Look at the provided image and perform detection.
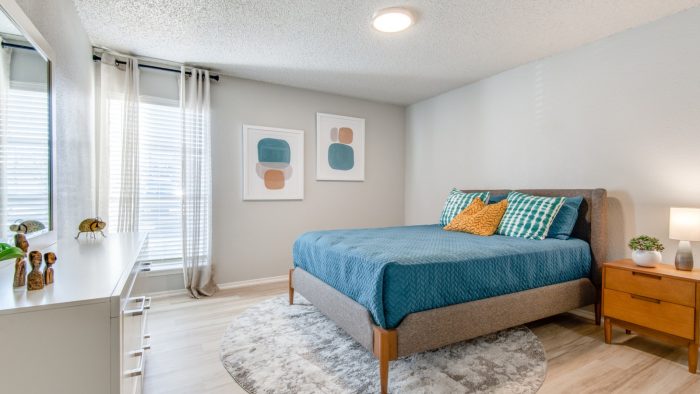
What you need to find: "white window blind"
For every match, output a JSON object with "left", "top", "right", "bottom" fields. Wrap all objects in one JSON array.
[
  {"left": 108, "top": 96, "right": 184, "bottom": 263},
  {"left": 0, "top": 82, "right": 49, "bottom": 237}
]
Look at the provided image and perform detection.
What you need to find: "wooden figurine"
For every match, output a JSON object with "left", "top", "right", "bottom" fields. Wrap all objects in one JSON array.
[
  {"left": 13, "top": 234, "right": 29, "bottom": 288},
  {"left": 13, "top": 259, "right": 26, "bottom": 288},
  {"left": 43, "top": 252, "right": 57, "bottom": 285},
  {"left": 75, "top": 217, "right": 107, "bottom": 239},
  {"left": 27, "top": 251, "right": 44, "bottom": 291}
]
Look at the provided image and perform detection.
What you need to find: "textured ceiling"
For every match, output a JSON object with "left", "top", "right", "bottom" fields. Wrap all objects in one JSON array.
[{"left": 73, "top": 0, "right": 700, "bottom": 105}]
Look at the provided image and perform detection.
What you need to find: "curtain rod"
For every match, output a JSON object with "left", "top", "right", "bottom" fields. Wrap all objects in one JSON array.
[
  {"left": 92, "top": 54, "right": 219, "bottom": 81},
  {"left": 1, "top": 42, "right": 35, "bottom": 51},
  {"left": 2, "top": 42, "right": 220, "bottom": 82}
]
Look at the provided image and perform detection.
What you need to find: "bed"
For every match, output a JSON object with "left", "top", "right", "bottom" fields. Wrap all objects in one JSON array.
[{"left": 289, "top": 189, "right": 607, "bottom": 393}]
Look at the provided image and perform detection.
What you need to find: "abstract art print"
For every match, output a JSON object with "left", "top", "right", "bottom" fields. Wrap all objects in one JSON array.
[
  {"left": 316, "top": 113, "right": 365, "bottom": 181},
  {"left": 242, "top": 125, "right": 304, "bottom": 200}
]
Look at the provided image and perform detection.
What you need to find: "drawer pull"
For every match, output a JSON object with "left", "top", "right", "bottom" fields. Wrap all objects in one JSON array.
[
  {"left": 142, "top": 333, "right": 151, "bottom": 350},
  {"left": 632, "top": 272, "right": 661, "bottom": 280},
  {"left": 631, "top": 294, "right": 661, "bottom": 304},
  {"left": 124, "top": 296, "right": 146, "bottom": 316},
  {"left": 144, "top": 296, "right": 152, "bottom": 310},
  {"left": 124, "top": 349, "right": 145, "bottom": 377}
]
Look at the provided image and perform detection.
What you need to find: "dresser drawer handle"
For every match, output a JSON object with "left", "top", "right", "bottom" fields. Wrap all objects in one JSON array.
[
  {"left": 631, "top": 294, "right": 661, "bottom": 304},
  {"left": 124, "top": 296, "right": 146, "bottom": 316},
  {"left": 124, "top": 349, "right": 145, "bottom": 377},
  {"left": 632, "top": 272, "right": 661, "bottom": 280},
  {"left": 142, "top": 333, "right": 151, "bottom": 350}
]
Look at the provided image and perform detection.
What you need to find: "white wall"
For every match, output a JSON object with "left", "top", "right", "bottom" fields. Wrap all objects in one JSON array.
[
  {"left": 405, "top": 6, "right": 700, "bottom": 263},
  {"left": 211, "top": 77, "right": 405, "bottom": 283},
  {"left": 15, "top": 0, "right": 94, "bottom": 240}
]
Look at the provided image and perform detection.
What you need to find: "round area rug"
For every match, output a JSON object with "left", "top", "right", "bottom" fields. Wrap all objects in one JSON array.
[{"left": 220, "top": 296, "right": 547, "bottom": 394}]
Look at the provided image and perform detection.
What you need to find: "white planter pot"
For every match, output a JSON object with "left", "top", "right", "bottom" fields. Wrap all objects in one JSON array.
[{"left": 632, "top": 250, "right": 662, "bottom": 267}]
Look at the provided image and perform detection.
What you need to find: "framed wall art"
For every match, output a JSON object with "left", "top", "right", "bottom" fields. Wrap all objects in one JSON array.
[
  {"left": 316, "top": 113, "right": 365, "bottom": 181},
  {"left": 242, "top": 124, "right": 304, "bottom": 200}
]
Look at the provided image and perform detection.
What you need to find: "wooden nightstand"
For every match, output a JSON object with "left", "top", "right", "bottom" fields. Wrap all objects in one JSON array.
[{"left": 603, "top": 259, "right": 700, "bottom": 373}]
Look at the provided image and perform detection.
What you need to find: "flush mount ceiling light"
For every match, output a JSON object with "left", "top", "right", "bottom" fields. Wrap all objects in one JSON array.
[{"left": 372, "top": 7, "right": 415, "bottom": 33}]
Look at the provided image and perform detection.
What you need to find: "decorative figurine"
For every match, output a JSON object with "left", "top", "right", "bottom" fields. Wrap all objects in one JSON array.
[
  {"left": 75, "top": 217, "right": 107, "bottom": 239},
  {"left": 9, "top": 219, "right": 46, "bottom": 235},
  {"left": 43, "top": 252, "right": 57, "bottom": 285},
  {"left": 27, "top": 251, "right": 44, "bottom": 291},
  {"left": 13, "top": 234, "right": 29, "bottom": 288}
]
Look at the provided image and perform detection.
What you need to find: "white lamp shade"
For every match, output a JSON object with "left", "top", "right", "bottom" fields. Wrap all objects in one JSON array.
[{"left": 669, "top": 207, "right": 700, "bottom": 241}]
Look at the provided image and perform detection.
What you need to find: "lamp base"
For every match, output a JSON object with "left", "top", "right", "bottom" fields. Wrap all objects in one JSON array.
[{"left": 675, "top": 240, "right": 694, "bottom": 271}]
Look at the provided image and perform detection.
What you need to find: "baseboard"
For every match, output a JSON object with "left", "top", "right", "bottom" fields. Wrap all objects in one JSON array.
[
  {"left": 148, "top": 274, "right": 288, "bottom": 299},
  {"left": 217, "top": 274, "right": 287, "bottom": 290}
]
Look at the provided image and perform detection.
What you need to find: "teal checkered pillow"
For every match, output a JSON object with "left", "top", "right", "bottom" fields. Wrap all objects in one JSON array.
[
  {"left": 439, "top": 189, "right": 490, "bottom": 226},
  {"left": 497, "top": 191, "right": 566, "bottom": 240}
]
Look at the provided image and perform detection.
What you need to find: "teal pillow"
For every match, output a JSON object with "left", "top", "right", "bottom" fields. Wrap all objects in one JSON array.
[
  {"left": 547, "top": 196, "right": 583, "bottom": 240},
  {"left": 497, "top": 191, "right": 566, "bottom": 240},
  {"left": 439, "top": 189, "right": 490, "bottom": 226},
  {"left": 489, "top": 193, "right": 508, "bottom": 204}
]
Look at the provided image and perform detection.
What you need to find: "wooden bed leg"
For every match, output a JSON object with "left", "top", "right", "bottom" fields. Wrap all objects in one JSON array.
[
  {"left": 288, "top": 268, "right": 294, "bottom": 305},
  {"left": 373, "top": 326, "right": 397, "bottom": 394}
]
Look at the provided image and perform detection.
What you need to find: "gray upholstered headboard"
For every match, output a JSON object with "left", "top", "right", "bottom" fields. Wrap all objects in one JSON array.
[{"left": 461, "top": 189, "right": 608, "bottom": 287}]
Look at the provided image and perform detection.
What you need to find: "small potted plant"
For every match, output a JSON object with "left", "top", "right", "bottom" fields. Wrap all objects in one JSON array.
[{"left": 629, "top": 235, "right": 665, "bottom": 267}]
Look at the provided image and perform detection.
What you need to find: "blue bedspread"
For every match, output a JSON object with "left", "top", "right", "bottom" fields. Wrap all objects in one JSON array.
[{"left": 293, "top": 225, "right": 591, "bottom": 329}]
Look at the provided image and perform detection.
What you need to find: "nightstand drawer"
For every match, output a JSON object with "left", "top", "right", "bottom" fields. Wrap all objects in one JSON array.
[
  {"left": 604, "top": 288, "right": 695, "bottom": 339},
  {"left": 605, "top": 267, "right": 696, "bottom": 307}
]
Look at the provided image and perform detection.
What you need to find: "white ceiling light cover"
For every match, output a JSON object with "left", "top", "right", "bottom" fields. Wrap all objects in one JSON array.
[{"left": 372, "top": 7, "right": 414, "bottom": 33}]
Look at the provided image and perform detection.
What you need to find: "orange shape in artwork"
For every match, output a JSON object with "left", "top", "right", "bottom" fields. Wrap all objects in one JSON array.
[
  {"left": 264, "top": 170, "right": 285, "bottom": 189},
  {"left": 338, "top": 127, "right": 353, "bottom": 144}
]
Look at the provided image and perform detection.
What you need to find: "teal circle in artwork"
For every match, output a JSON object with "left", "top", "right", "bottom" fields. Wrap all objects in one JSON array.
[
  {"left": 258, "top": 138, "right": 291, "bottom": 163},
  {"left": 328, "top": 143, "right": 354, "bottom": 170}
]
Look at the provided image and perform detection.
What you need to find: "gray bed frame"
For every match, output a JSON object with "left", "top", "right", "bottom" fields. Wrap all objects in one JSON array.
[{"left": 289, "top": 189, "right": 608, "bottom": 394}]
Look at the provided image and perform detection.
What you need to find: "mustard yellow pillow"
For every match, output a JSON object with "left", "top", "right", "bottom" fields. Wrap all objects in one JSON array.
[{"left": 444, "top": 198, "right": 508, "bottom": 236}]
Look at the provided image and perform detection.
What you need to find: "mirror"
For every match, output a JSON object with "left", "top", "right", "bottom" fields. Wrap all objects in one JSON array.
[{"left": 0, "top": 5, "right": 53, "bottom": 244}]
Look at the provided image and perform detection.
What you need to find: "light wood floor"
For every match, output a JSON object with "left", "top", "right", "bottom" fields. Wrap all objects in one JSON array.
[{"left": 145, "top": 282, "right": 700, "bottom": 393}]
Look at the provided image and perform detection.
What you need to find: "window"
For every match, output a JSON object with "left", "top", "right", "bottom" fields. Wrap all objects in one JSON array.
[
  {"left": 0, "top": 82, "right": 49, "bottom": 239},
  {"left": 108, "top": 96, "right": 183, "bottom": 263}
]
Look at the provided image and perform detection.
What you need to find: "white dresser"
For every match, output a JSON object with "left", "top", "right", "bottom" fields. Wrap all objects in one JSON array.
[{"left": 0, "top": 233, "right": 149, "bottom": 394}]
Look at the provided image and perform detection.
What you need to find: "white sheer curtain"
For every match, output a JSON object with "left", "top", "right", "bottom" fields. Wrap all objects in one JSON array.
[
  {"left": 180, "top": 66, "right": 216, "bottom": 297},
  {"left": 96, "top": 53, "right": 140, "bottom": 231},
  {"left": 0, "top": 40, "right": 10, "bottom": 241}
]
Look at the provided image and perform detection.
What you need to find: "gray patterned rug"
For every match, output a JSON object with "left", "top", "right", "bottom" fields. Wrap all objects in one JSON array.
[{"left": 220, "top": 296, "right": 546, "bottom": 393}]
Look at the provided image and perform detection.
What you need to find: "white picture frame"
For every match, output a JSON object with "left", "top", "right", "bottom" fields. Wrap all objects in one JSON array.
[
  {"left": 242, "top": 124, "right": 304, "bottom": 200},
  {"left": 316, "top": 113, "right": 365, "bottom": 181}
]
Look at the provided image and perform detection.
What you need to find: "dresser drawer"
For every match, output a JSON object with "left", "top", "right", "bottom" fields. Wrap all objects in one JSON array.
[
  {"left": 603, "top": 288, "right": 695, "bottom": 339},
  {"left": 605, "top": 267, "right": 696, "bottom": 307}
]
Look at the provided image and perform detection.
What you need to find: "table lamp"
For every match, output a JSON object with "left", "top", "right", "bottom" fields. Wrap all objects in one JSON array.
[{"left": 669, "top": 207, "right": 700, "bottom": 271}]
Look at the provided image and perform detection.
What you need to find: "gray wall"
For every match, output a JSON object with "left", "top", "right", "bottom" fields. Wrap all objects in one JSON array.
[
  {"left": 211, "top": 77, "right": 405, "bottom": 283},
  {"left": 405, "top": 7, "right": 700, "bottom": 263},
  {"left": 15, "top": 0, "right": 94, "bottom": 240}
]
